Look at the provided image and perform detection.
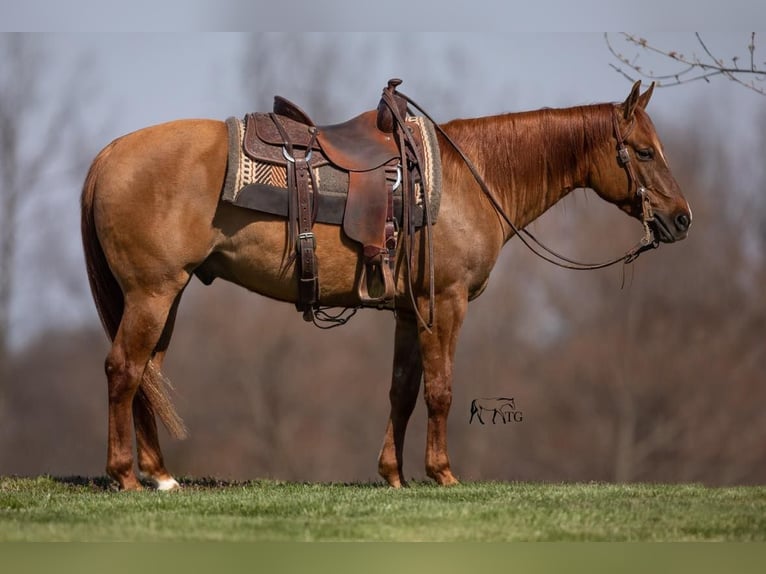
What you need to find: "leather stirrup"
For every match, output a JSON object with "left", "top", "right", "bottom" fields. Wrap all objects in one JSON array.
[{"left": 357, "top": 259, "right": 396, "bottom": 304}]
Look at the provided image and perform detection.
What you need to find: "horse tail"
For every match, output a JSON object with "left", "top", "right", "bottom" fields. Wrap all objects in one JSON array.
[
  {"left": 81, "top": 145, "right": 188, "bottom": 439},
  {"left": 469, "top": 399, "right": 479, "bottom": 424},
  {"left": 81, "top": 146, "right": 122, "bottom": 341}
]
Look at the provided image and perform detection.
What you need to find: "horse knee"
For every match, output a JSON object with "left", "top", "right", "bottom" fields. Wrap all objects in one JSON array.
[
  {"left": 105, "top": 352, "right": 142, "bottom": 402},
  {"left": 424, "top": 384, "right": 452, "bottom": 415}
]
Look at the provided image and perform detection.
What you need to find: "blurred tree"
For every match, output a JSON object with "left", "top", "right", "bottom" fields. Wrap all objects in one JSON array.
[
  {"left": 0, "top": 34, "right": 92, "bottom": 418},
  {"left": 0, "top": 35, "right": 34, "bottom": 389},
  {"left": 0, "top": 35, "right": 50, "bottom": 408},
  {"left": 241, "top": 33, "right": 472, "bottom": 120}
]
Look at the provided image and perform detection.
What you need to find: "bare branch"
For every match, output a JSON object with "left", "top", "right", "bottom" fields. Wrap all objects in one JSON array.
[{"left": 605, "top": 33, "right": 766, "bottom": 96}]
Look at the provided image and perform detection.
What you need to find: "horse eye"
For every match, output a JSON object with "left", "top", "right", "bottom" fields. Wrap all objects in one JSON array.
[{"left": 636, "top": 148, "right": 654, "bottom": 161}]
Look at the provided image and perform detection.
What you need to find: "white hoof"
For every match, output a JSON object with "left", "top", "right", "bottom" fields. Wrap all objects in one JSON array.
[
  {"left": 139, "top": 472, "right": 181, "bottom": 491},
  {"left": 156, "top": 477, "right": 181, "bottom": 491}
]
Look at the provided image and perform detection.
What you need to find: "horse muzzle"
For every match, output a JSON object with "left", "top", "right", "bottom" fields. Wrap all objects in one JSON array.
[{"left": 651, "top": 209, "right": 691, "bottom": 243}]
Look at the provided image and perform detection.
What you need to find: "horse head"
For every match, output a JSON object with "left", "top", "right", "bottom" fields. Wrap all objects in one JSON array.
[{"left": 590, "top": 81, "right": 692, "bottom": 244}]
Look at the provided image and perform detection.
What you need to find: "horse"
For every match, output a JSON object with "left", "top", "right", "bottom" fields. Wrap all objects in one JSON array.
[{"left": 81, "top": 81, "right": 691, "bottom": 491}]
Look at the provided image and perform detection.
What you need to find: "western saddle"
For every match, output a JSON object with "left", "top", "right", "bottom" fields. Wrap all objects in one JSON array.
[{"left": 241, "top": 79, "right": 428, "bottom": 323}]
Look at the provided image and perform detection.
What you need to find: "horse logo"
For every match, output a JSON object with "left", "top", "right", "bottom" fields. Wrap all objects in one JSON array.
[{"left": 469, "top": 397, "right": 523, "bottom": 424}]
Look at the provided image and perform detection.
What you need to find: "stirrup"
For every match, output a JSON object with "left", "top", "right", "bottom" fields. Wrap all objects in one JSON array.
[{"left": 357, "top": 258, "right": 396, "bottom": 304}]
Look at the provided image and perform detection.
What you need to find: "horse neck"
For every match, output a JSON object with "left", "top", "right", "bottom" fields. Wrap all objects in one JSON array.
[{"left": 443, "top": 104, "right": 614, "bottom": 235}]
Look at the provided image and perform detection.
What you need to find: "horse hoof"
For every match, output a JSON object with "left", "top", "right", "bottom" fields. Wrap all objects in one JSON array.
[
  {"left": 141, "top": 473, "right": 181, "bottom": 491},
  {"left": 155, "top": 477, "right": 181, "bottom": 491},
  {"left": 380, "top": 474, "right": 403, "bottom": 488},
  {"left": 433, "top": 471, "right": 460, "bottom": 486}
]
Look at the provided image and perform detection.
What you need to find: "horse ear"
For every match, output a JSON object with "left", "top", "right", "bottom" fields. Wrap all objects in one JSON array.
[
  {"left": 623, "top": 80, "right": 642, "bottom": 120},
  {"left": 638, "top": 81, "right": 655, "bottom": 110}
]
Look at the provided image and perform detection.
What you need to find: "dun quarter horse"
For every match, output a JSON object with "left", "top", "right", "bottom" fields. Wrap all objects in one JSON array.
[{"left": 81, "top": 81, "right": 691, "bottom": 490}]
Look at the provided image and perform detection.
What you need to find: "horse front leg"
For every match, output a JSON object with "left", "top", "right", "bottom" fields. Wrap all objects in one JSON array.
[
  {"left": 419, "top": 288, "right": 467, "bottom": 486},
  {"left": 378, "top": 310, "right": 423, "bottom": 488}
]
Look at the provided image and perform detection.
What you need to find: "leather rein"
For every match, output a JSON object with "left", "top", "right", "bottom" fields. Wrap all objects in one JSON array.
[{"left": 396, "top": 90, "right": 660, "bottom": 273}]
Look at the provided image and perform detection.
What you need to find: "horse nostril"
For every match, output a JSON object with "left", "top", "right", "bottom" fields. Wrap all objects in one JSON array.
[{"left": 675, "top": 213, "right": 690, "bottom": 232}]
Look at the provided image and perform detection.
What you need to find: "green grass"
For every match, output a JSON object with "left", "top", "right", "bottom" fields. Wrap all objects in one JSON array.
[{"left": 1, "top": 476, "right": 766, "bottom": 541}]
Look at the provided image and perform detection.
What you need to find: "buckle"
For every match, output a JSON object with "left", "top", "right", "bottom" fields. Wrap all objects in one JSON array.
[
  {"left": 282, "top": 146, "right": 313, "bottom": 164},
  {"left": 618, "top": 146, "right": 631, "bottom": 166},
  {"left": 392, "top": 164, "right": 402, "bottom": 191},
  {"left": 298, "top": 231, "right": 316, "bottom": 248}
]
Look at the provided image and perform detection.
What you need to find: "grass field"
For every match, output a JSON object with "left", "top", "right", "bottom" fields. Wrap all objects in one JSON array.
[{"left": 1, "top": 476, "right": 766, "bottom": 542}]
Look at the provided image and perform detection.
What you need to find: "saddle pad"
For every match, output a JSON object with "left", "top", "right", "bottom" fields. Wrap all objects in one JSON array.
[{"left": 222, "top": 115, "right": 442, "bottom": 227}]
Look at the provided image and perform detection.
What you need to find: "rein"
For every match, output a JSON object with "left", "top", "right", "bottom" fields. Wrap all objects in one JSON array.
[{"left": 398, "top": 90, "right": 660, "bottom": 272}]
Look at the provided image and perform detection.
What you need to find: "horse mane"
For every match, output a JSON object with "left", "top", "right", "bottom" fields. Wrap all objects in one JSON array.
[{"left": 442, "top": 103, "right": 615, "bottom": 224}]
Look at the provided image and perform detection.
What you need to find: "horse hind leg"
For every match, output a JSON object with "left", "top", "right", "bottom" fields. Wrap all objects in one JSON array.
[
  {"left": 133, "top": 363, "right": 181, "bottom": 490},
  {"left": 105, "top": 289, "right": 184, "bottom": 491},
  {"left": 132, "top": 292, "right": 185, "bottom": 491}
]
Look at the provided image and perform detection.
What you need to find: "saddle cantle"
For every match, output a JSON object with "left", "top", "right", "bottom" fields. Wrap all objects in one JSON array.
[
  {"left": 273, "top": 95, "right": 314, "bottom": 126},
  {"left": 225, "top": 79, "right": 440, "bottom": 322}
]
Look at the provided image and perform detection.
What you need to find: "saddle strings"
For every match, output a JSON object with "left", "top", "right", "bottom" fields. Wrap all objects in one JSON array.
[
  {"left": 380, "top": 87, "right": 436, "bottom": 332},
  {"left": 395, "top": 91, "right": 659, "bottom": 273},
  {"left": 311, "top": 306, "right": 359, "bottom": 329}
]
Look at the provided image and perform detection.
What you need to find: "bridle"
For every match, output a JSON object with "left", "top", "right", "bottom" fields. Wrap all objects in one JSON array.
[
  {"left": 399, "top": 92, "right": 660, "bottom": 271},
  {"left": 611, "top": 110, "right": 659, "bottom": 260}
]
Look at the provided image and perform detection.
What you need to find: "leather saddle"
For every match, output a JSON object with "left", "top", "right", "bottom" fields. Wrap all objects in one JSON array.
[{"left": 241, "top": 79, "right": 417, "bottom": 319}]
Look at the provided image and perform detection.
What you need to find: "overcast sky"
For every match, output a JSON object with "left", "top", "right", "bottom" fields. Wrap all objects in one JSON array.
[{"left": 3, "top": 1, "right": 766, "bottom": 32}]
